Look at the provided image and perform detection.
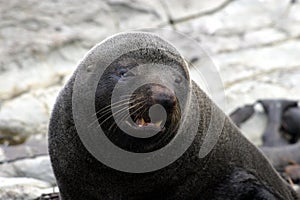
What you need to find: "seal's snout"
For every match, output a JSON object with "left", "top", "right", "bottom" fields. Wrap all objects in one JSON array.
[
  {"left": 151, "top": 84, "right": 177, "bottom": 112},
  {"left": 129, "top": 83, "right": 179, "bottom": 130}
]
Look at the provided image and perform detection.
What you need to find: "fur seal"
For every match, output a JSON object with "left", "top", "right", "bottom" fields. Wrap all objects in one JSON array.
[
  {"left": 49, "top": 32, "right": 297, "bottom": 199},
  {"left": 258, "top": 99, "right": 298, "bottom": 147},
  {"left": 230, "top": 99, "right": 300, "bottom": 145}
]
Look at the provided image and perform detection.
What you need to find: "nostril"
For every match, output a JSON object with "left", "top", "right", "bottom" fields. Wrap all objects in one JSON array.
[{"left": 152, "top": 94, "right": 176, "bottom": 110}]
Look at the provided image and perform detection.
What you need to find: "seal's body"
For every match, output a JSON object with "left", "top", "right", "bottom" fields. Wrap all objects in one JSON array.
[{"left": 49, "top": 32, "right": 297, "bottom": 199}]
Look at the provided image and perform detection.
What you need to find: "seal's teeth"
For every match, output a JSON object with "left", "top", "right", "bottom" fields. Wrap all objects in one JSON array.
[
  {"left": 136, "top": 117, "right": 146, "bottom": 127},
  {"left": 141, "top": 118, "right": 145, "bottom": 125},
  {"left": 154, "top": 120, "right": 163, "bottom": 127}
]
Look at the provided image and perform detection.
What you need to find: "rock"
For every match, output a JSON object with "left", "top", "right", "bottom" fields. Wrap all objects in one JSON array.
[
  {"left": 162, "top": 0, "right": 229, "bottom": 21},
  {"left": 107, "top": 0, "right": 168, "bottom": 30},
  {"left": 238, "top": 104, "right": 267, "bottom": 146},
  {"left": 216, "top": 40, "right": 300, "bottom": 81},
  {"left": 14, "top": 156, "right": 55, "bottom": 185},
  {"left": 0, "top": 65, "right": 62, "bottom": 101},
  {"left": 0, "top": 162, "right": 16, "bottom": 178},
  {"left": 275, "top": 68, "right": 300, "bottom": 91},
  {"left": 175, "top": 0, "right": 295, "bottom": 54},
  {"left": 0, "top": 94, "right": 48, "bottom": 143},
  {"left": 30, "top": 87, "right": 61, "bottom": 117},
  {"left": 175, "top": 0, "right": 279, "bottom": 36},
  {"left": 242, "top": 28, "right": 286, "bottom": 48},
  {"left": 0, "top": 134, "right": 48, "bottom": 164},
  {"left": 0, "top": 148, "right": 5, "bottom": 163},
  {"left": 0, "top": 177, "right": 51, "bottom": 200},
  {"left": 0, "top": 155, "right": 55, "bottom": 185},
  {"left": 225, "top": 81, "right": 300, "bottom": 114},
  {"left": 0, "top": 86, "right": 60, "bottom": 145},
  {"left": 0, "top": 94, "right": 48, "bottom": 144},
  {"left": 275, "top": 2, "right": 300, "bottom": 37},
  {"left": 0, "top": 0, "right": 117, "bottom": 72}
]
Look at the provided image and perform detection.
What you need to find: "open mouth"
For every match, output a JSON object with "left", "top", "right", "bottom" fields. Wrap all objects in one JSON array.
[
  {"left": 135, "top": 117, "right": 163, "bottom": 128},
  {"left": 129, "top": 108, "right": 165, "bottom": 131}
]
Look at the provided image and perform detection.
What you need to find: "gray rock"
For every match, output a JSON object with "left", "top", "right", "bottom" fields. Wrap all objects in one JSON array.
[
  {"left": 0, "top": 177, "right": 51, "bottom": 200},
  {"left": 275, "top": 2, "right": 300, "bottom": 37},
  {"left": 216, "top": 40, "right": 300, "bottom": 83},
  {"left": 162, "top": 0, "right": 229, "bottom": 21},
  {"left": 175, "top": 0, "right": 279, "bottom": 36},
  {"left": 0, "top": 148, "right": 5, "bottom": 161},
  {"left": 108, "top": 0, "right": 168, "bottom": 30},
  {"left": 242, "top": 28, "right": 286, "bottom": 48},
  {"left": 0, "top": 156, "right": 55, "bottom": 185},
  {"left": 175, "top": 0, "right": 296, "bottom": 54},
  {"left": 11, "top": 156, "right": 55, "bottom": 185},
  {"left": 0, "top": 65, "right": 62, "bottom": 100},
  {"left": 0, "top": 86, "right": 60, "bottom": 144},
  {"left": 238, "top": 104, "right": 267, "bottom": 146},
  {"left": 0, "top": 93, "right": 48, "bottom": 143},
  {"left": 0, "top": 0, "right": 117, "bottom": 72}
]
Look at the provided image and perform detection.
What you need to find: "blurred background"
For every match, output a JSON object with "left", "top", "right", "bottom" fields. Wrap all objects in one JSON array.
[{"left": 1, "top": 0, "right": 300, "bottom": 199}]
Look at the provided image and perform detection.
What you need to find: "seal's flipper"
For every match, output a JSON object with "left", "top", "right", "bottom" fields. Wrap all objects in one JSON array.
[{"left": 229, "top": 104, "right": 255, "bottom": 127}]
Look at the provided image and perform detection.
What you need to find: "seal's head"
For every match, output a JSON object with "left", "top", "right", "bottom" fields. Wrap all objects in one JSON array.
[{"left": 93, "top": 32, "right": 191, "bottom": 153}]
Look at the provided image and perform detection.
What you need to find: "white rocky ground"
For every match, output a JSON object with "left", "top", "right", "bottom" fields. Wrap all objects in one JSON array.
[{"left": 1, "top": 0, "right": 300, "bottom": 199}]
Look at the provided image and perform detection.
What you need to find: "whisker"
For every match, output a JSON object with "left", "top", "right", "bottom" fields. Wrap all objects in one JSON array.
[
  {"left": 108, "top": 101, "right": 147, "bottom": 132},
  {"left": 98, "top": 100, "right": 147, "bottom": 127},
  {"left": 134, "top": 106, "right": 148, "bottom": 122},
  {"left": 129, "top": 102, "right": 147, "bottom": 121},
  {"left": 123, "top": 101, "right": 147, "bottom": 120},
  {"left": 96, "top": 101, "right": 133, "bottom": 118},
  {"left": 108, "top": 112, "right": 131, "bottom": 132},
  {"left": 97, "top": 107, "right": 131, "bottom": 127},
  {"left": 114, "top": 100, "right": 147, "bottom": 118},
  {"left": 119, "top": 94, "right": 137, "bottom": 98},
  {"left": 94, "top": 96, "right": 144, "bottom": 117},
  {"left": 110, "top": 101, "right": 147, "bottom": 132},
  {"left": 89, "top": 98, "right": 145, "bottom": 127},
  {"left": 93, "top": 98, "right": 131, "bottom": 115}
]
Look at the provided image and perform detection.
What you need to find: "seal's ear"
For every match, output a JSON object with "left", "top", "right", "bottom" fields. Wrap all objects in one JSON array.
[{"left": 214, "top": 168, "right": 277, "bottom": 200}]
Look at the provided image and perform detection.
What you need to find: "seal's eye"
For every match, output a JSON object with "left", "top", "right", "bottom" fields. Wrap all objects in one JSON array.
[
  {"left": 118, "top": 68, "right": 135, "bottom": 78},
  {"left": 175, "top": 76, "right": 182, "bottom": 84},
  {"left": 111, "top": 68, "right": 134, "bottom": 80},
  {"left": 118, "top": 68, "right": 128, "bottom": 77}
]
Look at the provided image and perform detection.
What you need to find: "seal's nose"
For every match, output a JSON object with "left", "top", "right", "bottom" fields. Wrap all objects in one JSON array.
[
  {"left": 151, "top": 85, "right": 176, "bottom": 111},
  {"left": 153, "top": 94, "right": 176, "bottom": 110}
]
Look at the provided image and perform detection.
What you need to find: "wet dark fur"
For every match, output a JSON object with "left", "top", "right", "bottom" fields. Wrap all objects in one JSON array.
[{"left": 49, "top": 32, "right": 298, "bottom": 200}]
